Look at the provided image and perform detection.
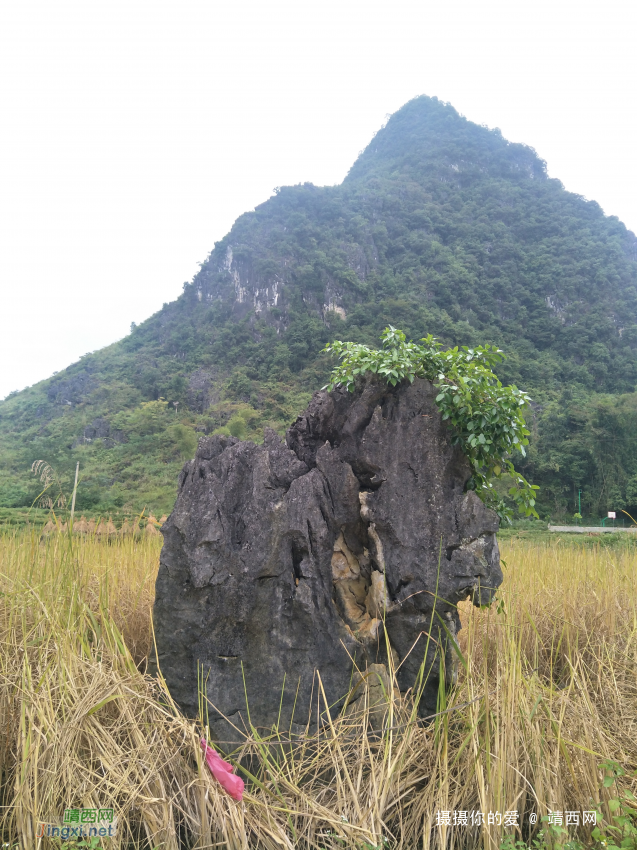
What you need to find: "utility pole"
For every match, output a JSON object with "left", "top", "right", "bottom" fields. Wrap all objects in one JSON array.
[{"left": 70, "top": 461, "right": 80, "bottom": 527}]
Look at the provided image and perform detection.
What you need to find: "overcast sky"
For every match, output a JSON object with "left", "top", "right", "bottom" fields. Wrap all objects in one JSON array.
[{"left": 1, "top": 0, "right": 636, "bottom": 400}]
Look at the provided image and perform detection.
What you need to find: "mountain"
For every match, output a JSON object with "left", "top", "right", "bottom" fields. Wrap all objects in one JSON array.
[{"left": 2, "top": 95, "right": 637, "bottom": 520}]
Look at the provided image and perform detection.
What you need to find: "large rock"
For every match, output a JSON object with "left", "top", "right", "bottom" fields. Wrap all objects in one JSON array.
[{"left": 152, "top": 377, "right": 502, "bottom": 741}]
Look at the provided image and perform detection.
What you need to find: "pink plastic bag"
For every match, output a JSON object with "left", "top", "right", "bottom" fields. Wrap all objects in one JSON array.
[{"left": 200, "top": 738, "right": 244, "bottom": 801}]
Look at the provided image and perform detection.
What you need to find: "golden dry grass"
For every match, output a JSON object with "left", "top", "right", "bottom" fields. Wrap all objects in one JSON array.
[{"left": 0, "top": 529, "right": 636, "bottom": 849}]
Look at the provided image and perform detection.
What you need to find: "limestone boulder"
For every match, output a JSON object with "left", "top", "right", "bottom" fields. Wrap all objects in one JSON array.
[{"left": 152, "top": 376, "right": 502, "bottom": 742}]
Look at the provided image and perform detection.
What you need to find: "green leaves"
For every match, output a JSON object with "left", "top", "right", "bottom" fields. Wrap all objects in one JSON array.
[{"left": 323, "top": 326, "right": 539, "bottom": 522}]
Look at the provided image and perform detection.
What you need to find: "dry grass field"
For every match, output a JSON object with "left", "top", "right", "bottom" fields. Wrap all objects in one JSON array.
[{"left": 0, "top": 528, "right": 635, "bottom": 849}]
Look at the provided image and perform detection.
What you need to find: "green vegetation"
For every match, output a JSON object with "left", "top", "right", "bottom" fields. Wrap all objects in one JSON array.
[
  {"left": 325, "top": 326, "right": 537, "bottom": 520},
  {"left": 1, "top": 95, "right": 637, "bottom": 519}
]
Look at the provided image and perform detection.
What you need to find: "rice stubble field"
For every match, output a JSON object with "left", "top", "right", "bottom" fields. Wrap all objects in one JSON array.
[{"left": 0, "top": 527, "right": 636, "bottom": 849}]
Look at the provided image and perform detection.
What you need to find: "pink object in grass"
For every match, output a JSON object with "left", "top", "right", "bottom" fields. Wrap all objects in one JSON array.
[{"left": 200, "top": 738, "right": 244, "bottom": 801}]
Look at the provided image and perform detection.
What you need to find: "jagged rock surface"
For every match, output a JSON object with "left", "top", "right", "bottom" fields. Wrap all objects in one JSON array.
[{"left": 153, "top": 377, "right": 502, "bottom": 741}]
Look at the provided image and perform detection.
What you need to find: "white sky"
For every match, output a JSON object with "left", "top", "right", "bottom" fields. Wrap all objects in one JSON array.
[{"left": 1, "top": 0, "right": 636, "bottom": 401}]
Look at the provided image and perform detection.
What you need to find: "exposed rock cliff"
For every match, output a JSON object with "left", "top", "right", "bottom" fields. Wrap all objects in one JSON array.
[{"left": 153, "top": 376, "right": 502, "bottom": 742}]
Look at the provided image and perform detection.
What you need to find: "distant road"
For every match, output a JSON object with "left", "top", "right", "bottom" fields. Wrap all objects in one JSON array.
[{"left": 548, "top": 525, "right": 637, "bottom": 534}]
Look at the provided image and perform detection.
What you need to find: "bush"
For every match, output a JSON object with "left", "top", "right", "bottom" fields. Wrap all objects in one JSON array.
[{"left": 227, "top": 417, "right": 247, "bottom": 439}]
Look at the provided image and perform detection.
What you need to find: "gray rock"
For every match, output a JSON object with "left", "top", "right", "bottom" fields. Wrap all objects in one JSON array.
[
  {"left": 74, "top": 417, "right": 126, "bottom": 448},
  {"left": 46, "top": 369, "right": 97, "bottom": 406},
  {"left": 152, "top": 376, "right": 502, "bottom": 742},
  {"left": 187, "top": 368, "right": 221, "bottom": 413}
]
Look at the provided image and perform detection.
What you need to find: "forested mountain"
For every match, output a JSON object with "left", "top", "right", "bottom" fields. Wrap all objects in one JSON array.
[{"left": 2, "top": 96, "right": 637, "bottom": 520}]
